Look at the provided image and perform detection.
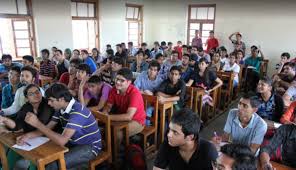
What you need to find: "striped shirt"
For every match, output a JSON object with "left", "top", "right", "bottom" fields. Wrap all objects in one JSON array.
[
  {"left": 40, "top": 60, "right": 56, "bottom": 78},
  {"left": 51, "top": 98, "right": 102, "bottom": 156}
]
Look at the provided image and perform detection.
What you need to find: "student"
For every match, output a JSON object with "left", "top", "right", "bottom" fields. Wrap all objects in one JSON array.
[
  {"left": 191, "top": 30, "right": 202, "bottom": 48},
  {"left": 222, "top": 52, "right": 241, "bottom": 87},
  {"left": 212, "top": 93, "right": 267, "bottom": 154},
  {"left": 81, "top": 49, "right": 97, "bottom": 74},
  {"left": 1, "top": 66, "right": 43, "bottom": 116},
  {"left": 91, "top": 48, "right": 104, "bottom": 64},
  {"left": 173, "top": 41, "right": 183, "bottom": 60},
  {"left": 79, "top": 75, "right": 112, "bottom": 110},
  {"left": 127, "top": 41, "right": 138, "bottom": 57},
  {"left": 180, "top": 54, "right": 194, "bottom": 83},
  {"left": 276, "top": 52, "right": 291, "bottom": 74},
  {"left": 164, "top": 42, "right": 173, "bottom": 59},
  {"left": 0, "top": 54, "right": 22, "bottom": 87},
  {"left": 55, "top": 49, "right": 70, "bottom": 79},
  {"left": 131, "top": 50, "right": 149, "bottom": 73},
  {"left": 236, "top": 49, "right": 245, "bottom": 65},
  {"left": 229, "top": 32, "right": 246, "bottom": 53},
  {"left": 280, "top": 101, "right": 296, "bottom": 124},
  {"left": 59, "top": 58, "right": 82, "bottom": 86},
  {"left": 68, "top": 63, "right": 90, "bottom": 98},
  {"left": 196, "top": 46, "right": 211, "bottom": 62},
  {"left": 1, "top": 66, "right": 22, "bottom": 109},
  {"left": 22, "top": 55, "right": 34, "bottom": 66},
  {"left": 160, "top": 41, "right": 167, "bottom": 51},
  {"left": 50, "top": 46, "right": 58, "bottom": 60},
  {"left": 219, "top": 46, "right": 229, "bottom": 64},
  {"left": 273, "top": 62, "right": 296, "bottom": 95},
  {"left": 64, "top": 48, "right": 72, "bottom": 60},
  {"left": 215, "top": 144, "right": 257, "bottom": 170},
  {"left": 153, "top": 108, "right": 218, "bottom": 170},
  {"left": 134, "top": 60, "right": 163, "bottom": 95},
  {"left": 103, "top": 68, "right": 146, "bottom": 152},
  {"left": 40, "top": 49, "right": 57, "bottom": 78},
  {"left": 256, "top": 77, "right": 284, "bottom": 122},
  {"left": 282, "top": 85, "right": 296, "bottom": 108},
  {"left": 260, "top": 124, "right": 296, "bottom": 169},
  {"left": 115, "top": 44, "right": 128, "bottom": 66},
  {"left": 17, "top": 83, "right": 101, "bottom": 169},
  {"left": 139, "top": 42, "right": 151, "bottom": 59},
  {"left": 205, "top": 30, "right": 219, "bottom": 53},
  {"left": 0, "top": 84, "right": 55, "bottom": 169},
  {"left": 72, "top": 49, "right": 80, "bottom": 60},
  {"left": 163, "top": 51, "right": 182, "bottom": 76},
  {"left": 156, "top": 66, "right": 186, "bottom": 110},
  {"left": 210, "top": 51, "right": 224, "bottom": 71},
  {"left": 150, "top": 41, "right": 164, "bottom": 59},
  {"left": 121, "top": 42, "right": 128, "bottom": 53},
  {"left": 181, "top": 45, "right": 188, "bottom": 55}
]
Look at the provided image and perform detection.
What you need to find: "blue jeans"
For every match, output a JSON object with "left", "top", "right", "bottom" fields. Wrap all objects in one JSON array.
[{"left": 145, "top": 106, "right": 154, "bottom": 126}]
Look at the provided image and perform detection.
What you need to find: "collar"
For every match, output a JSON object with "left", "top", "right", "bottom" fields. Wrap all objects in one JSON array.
[
  {"left": 117, "top": 84, "right": 133, "bottom": 95},
  {"left": 60, "top": 98, "right": 75, "bottom": 115},
  {"left": 234, "top": 113, "right": 255, "bottom": 129}
]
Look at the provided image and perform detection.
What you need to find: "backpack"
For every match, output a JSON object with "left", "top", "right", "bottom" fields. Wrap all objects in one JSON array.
[{"left": 124, "top": 144, "right": 147, "bottom": 170}]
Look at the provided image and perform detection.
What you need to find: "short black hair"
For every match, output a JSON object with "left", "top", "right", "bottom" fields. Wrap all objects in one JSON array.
[
  {"left": 161, "top": 41, "right": 166, "bottom": 46},
  {"left": 197, "top": 47, "right": 204, "bottom": 52},
  {"left": 21, "top": 66, "right": 37, "bottom": 78},
  {"left": 106, "top": 49, "right": 114, "bottom": 56},
  {"left": 171, "top": 50, "right": 179, "bottom": 55},
  {"left": 77, "top": 63, "right": 91, "bottom": 75},
  {"left": 70, "top": 58, "right": 82, "bottom": 67},
  {"left": 241, "top": 92, "right": 260, "bottom": 108},
  {"left": 209, "top": 30, "right": 214, "bottom": 33},
  {"left": 112, "top": 57, "right": 124, "bottom": 66},
  {"left": 199, "top": 57, "right": 209, "bottom": 64},
  {"left": 23, "top": 55, "right": 34, "bottom": 64},
  {"left": 154, "top": 41, "right": 160, "bottom": 46},
  {"left": 220, "top": 144, "right": 256, "bottom": 170},
  {"left": 182, "top": 45, "right": 188, "bottom": 48},
  {"left": 136, "top": 50, "right": 145, "bottom": 56},
  {"left": 87, "top": 75, "right": 102, "bottom": 84},
  {"left": 281, "top": 52, "right": 291, "bottom": 59},
  {"left": 170, "top": 65, "right": 182, "bottom": 74},
  {"left": 171, "top": 108, "right": 201, "bottom": 140},
  {"left": 41, "top": 49, "right": 50, "bottom": 55},
  {"left": 168, "top": 42, "right": 172, "bottom": 45},
  {"left": 81, "top": 49, "right": 88, "bottom": 54},
  {"left": 148, "top": 60, "right": 161, "bottom": 71},
  {"left": 183, "top": 53, "right": 190, "bottom": 59},
  {"left": 11, "top": 66, "right": 21, "bottom": 74},
  {"left": 128, "top": 42, "right": 133, "bottom": 46},
  {"left": 24, "top": 84, "right": 40, "bottom": 98},
  {"left": 56, "top": 49, "right": 63, "bottom": 55},
  {"left": 259, "top": 76, "right": 272, "bottom": 86},
  {"left": 45, "top": 83, "right": 72, "bottom": 102},
  {"left": 106, "top": 44, "right": 111, "bottom": 48},
  {"left": 73, "top": 49, "right": 80, "bottom": 55},
  {"left": 251, "top": 45, "right": 258, "bottom": 51},
  {"left": 141, "top": 42, "right": 147, "bottom": 46},
  {"left": 155, "top": 53, "right": 164, "bottom": 59},
  {"left": 116, "top": 44, "right": 122, "bottom": 48},
  {"left": 117, "top": 68, "right": 133, "bottom": 81},
  {"left": 2, "top": 54, "right": 12, "bottom": 61}
]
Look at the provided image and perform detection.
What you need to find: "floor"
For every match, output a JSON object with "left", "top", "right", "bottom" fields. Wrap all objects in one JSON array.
[{"left": 145, "top": 98, "right": 239, "bottom": 170}]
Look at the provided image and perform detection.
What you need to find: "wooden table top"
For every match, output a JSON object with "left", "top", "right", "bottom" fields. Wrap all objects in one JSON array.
[{"left": 0, "top": 132, "right": 68, "bottom": 164}]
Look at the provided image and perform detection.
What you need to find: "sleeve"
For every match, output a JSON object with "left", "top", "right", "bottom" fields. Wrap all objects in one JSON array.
[
  {"left": 273, "top": 94, "right": 284, "bottom": 122},
  {"left": 128, "top": 90, "right": 143, "bottom": 108},
  {"left": 51, "top": 111, "right": 61, "bottom": 122},
  {"left": 251, "top": 119, "right": 267, "bottom": 144},
  {"left": 285, "top": 86, "right": 296, "bottom": 98},
  {"left": 260, "top": 125, "right": 288, "bottom": 155},
  {"left": 154, "top": 141, "right": 170, "bottom": 169},
  {"left": 178, "top": 81, "right": 186, "bottom": 100},
  {"left": 130, "top": 62, "right": 136, "bottom": 72},
  {"left": 234, "top": 64, "right": 240, "bottom": 74},
  {"left": 2, "top": 88, "right": 23, "bottom": 116},
  {"left": 224, "top": 110, "right": 235, "bottom": 134},
  {"left": 65, "top": 111, "right": 89, "bottom": 131},
  {"left": 157, "top": 80, "right": 167, "bottom": 93},
  {"left": 106, "top": 88, "right": 115, "bottom": 105},
  {"left": 134, "top": 75, "right": 142, "bottom": 90},
  {"left": 1, "top": 86, "right": 8, "bottom": 109},
  {"left": 280, "top": 102, "right": 296, "bottom": 123},
  {"left": 209, "top": 70, "right": 217, "bottom": 82},
  {"left": 10, "top": 106, "right": 28, "bottom": 131},
  {"left": 100, "top": 84, "right": 111, "bottom": 101},
  {"left": 142, "top": 63, "right": 149, "bottom": 72},
  {"left": 83, "top": 89, "right": 93, "bottom": 100}
]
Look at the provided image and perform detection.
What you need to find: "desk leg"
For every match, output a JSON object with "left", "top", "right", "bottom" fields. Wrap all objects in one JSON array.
[
  {"left": 37, "top": 162, "right": 45, "bottom": 170},
  {"left": 125, "top": 127, "right": 129, "bottom": 146},
  {"left": 159, "top": 108, "right": 165, "bottom": 144},
  {"left": 0, "top": 143, "right": 8, "bottom": 170},
  {"left": 58, "top": 155, "right": 67, "bottom": 170},
  {"left": 112, "top": 127, "right": 118, "bottom": 163}
]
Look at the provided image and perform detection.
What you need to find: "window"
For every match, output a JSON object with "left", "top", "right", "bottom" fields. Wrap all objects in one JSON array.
[
  {"left": 71, "top": 0, "right": 99, "bottom": 51},
  {"left": 187, "top": 4, "right": 216, "bottom": 48},
  {"left": 126, "top": 4, "right": 143, "bottom": 47},
  {"left": 0, "top": 0, "right": 35, "bottom": 59}
]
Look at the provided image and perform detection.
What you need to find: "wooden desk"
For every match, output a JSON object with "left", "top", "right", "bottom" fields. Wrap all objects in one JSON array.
[
  {"left": 193, "top": 88, "right": 205, "bottom": 116},
  {"left": 0, "top": 132, "right": 68, "bottom": 170},
  {"left": 110, "top": 121, "right": 129, "bottom": 163},
  {"left": 39, "top": 75, "right": 53, "bottom": 87},
  {"left": 258, "top": 161, "right": 296, "bottom": 170},
  {"left": 158, "top": 101, "right": 174, "bottom": 144}
]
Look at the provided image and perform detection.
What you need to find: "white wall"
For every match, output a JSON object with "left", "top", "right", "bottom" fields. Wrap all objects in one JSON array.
[{"left": 32, "top": 0, "right": 73, "bottom": 55}]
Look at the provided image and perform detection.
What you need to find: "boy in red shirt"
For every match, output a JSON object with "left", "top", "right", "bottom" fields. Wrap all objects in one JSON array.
[
  {"left": 174, "top": 41, "right": 183, "bottom": 60},
  {"left": 206, "top": 31, "right": 219, "bottom": 53}
]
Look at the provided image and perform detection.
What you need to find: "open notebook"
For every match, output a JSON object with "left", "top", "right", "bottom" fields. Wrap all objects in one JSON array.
[{"left": 13, "top": 137, "right": 49, "bottom": 151}]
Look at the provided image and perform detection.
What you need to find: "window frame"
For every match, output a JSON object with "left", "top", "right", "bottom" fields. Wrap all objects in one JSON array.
[
  {"left": 126, "top": 3, "right": 143, "bottom": 48},
  {"left": 187, "top": 4, "right": 216, "bottom": 46}
]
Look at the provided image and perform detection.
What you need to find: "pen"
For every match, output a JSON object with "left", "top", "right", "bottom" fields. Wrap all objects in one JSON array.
[{"left": 25, "top": 142, "right": 31, "bottom": 146}]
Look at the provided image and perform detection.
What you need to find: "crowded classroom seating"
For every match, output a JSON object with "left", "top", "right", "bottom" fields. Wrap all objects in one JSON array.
[{"left": 0, "top": 1, "right": 295, "bottom": 170}]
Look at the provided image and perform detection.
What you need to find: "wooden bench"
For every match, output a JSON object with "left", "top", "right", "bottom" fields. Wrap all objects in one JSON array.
[
  {"left": 185, "top": 86, "right": 194, "bottom": 110},
  {"left": 89, "top": 111, "right": 112, "bottom": 170},
  {"left": 217, "top": 71, "right": 235, "bottom": 110},
  {"left": 158, "top": 101, "right": 173, "bottom": 144},
  {"left": 140, "top": 94, "right": 159, "bottom": 153},
  {"left": 0, "top": 132, "right": 68, "bottom": 170}
]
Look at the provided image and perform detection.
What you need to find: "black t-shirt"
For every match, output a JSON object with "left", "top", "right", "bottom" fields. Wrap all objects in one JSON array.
[
  {"left": 157, "top": 78, "right": 186, "bottom": 107},
  {"left": 154, "top": 138, "right": 218, "bottom": 170},
  {"left": 190, "top": 70, "right": 217, "bottom": 89}
]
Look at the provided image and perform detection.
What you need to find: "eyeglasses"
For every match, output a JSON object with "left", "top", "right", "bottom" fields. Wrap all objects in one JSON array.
[
  {"left": 115, "top": 77, "right": 126, "bottom": 83},
  {"left": 27, "top": 90, "right": 41, "bottom": 97}
]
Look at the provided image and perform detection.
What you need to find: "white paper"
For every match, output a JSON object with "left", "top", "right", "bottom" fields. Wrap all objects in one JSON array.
[
  {"left": 247, "top": 66, "right": 256, "bottom": 69},
  {"left": 274, "top": 122, "right": 282, "bottom": 128},
  {"left": 13, "top": 137, "right": 49, "bottom": 151}
]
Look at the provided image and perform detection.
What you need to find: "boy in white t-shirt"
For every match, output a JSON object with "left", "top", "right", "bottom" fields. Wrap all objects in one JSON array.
[{"left": 222, "top": 52, "right": 240, "bottom": 87}]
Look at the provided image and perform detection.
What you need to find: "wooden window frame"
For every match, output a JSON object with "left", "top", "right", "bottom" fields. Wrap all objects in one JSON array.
[
  {"left": 71, "top": 0, "right": 100, "bottom": 50},
  {"left": 126, "top": 3, "right": 143, "bottom": 47},
  {"left": 187, "top": 4, "right": 216, "bottom": 45},
  {"left": 0, "top": 0, "right": 36, "bottom": 59}
]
